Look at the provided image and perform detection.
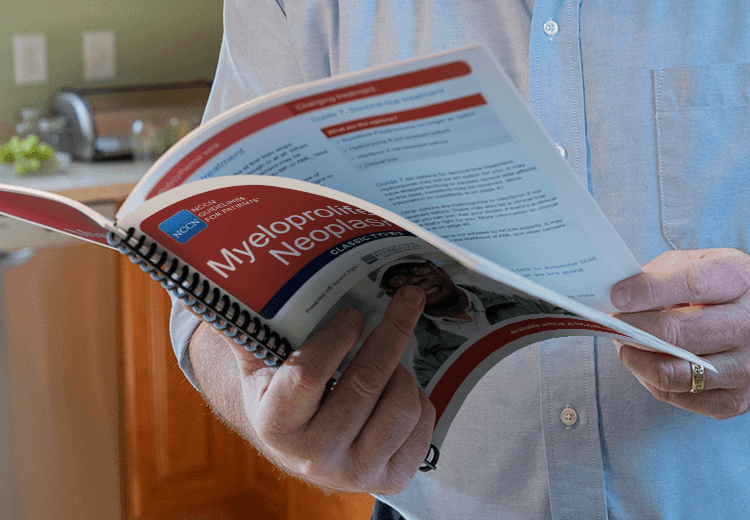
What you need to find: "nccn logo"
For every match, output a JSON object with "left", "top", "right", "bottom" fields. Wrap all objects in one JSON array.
[{"left": 158, "top": 210, "right": 207, "bottom": 244}]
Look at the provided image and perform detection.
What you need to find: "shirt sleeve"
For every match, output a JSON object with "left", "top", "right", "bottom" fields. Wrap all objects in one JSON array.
[
  {"left": 169, "top": 0, "right": 308, "bottom": 390},
  {"left": 169, "top": 298, "right": 203, "bottom": 390},
  {"left": 202, "top": 0, "right": 307, "bottom": 122}
]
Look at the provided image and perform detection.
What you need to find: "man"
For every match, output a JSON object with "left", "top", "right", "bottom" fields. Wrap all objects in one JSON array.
[
  {"left": 375, "top": 258, "right": 571, "bottom": 387},
  {"left": 172, "top": 2, "right": 750, "bottom": 518}
]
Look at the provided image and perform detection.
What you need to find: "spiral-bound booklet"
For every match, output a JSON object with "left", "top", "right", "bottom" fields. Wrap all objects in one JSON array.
[{"left": 0, "top": 46, "right": 713, "bottom": 471}]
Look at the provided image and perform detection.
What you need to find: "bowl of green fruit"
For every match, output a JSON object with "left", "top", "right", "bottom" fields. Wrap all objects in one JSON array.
[{"left": 0, "top": 134, "right": 68, "bottom": 176}]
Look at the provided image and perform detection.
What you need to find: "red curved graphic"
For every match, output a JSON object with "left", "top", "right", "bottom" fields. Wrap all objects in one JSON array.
[{"left": 428, "top": 317, "right": 626, "bottom": 427}]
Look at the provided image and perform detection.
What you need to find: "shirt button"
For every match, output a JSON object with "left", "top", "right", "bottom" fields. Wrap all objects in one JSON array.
[
  {"left": 543, "top": 19, "right": 559, "bottom": 38},
  {"left": 555, "top": 144, "right": 568, "bottom": 159},
  {"left": 560, "top": 405, "right": 578, "bottom": 427}
]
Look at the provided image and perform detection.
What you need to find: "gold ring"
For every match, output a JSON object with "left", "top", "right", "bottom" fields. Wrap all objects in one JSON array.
[{"left": 690, "top": 362, "right": 705, "bottom": 393}]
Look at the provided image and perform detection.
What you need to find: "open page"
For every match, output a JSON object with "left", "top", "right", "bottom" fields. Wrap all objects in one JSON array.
[
  {"left": 116, "top": 175, "right": 714, "bottom": 458},
  {"left": 119, "top": 45, "right": 640, "bottom": 313}
]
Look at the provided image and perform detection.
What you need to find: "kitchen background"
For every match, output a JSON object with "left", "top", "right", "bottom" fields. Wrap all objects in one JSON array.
[
  {"left": 1, "top": 0, "right": 222, "bottom": 128},
  {"left": 0, "top": 2, "right": 375, "bottom": 519}
]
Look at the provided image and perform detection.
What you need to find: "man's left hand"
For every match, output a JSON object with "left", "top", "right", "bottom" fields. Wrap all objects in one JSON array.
[{"left": 611, "top": 248, "right": 750, "bottom": 419}]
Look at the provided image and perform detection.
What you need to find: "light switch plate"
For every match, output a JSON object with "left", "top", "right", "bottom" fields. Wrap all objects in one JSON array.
[
  {"left": 83, "top": 30, "right": 116, "bottom": 81},
  {"left": 12, "top": 33, "right": 48, "bottom": 85}
]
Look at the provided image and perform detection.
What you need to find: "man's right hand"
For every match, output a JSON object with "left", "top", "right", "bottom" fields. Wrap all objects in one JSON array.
[{"left": 198, "top": 285, "right": 435, "bottom": 495}]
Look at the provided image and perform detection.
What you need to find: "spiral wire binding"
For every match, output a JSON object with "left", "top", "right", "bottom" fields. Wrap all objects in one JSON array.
[
  {"left": 108, "top": 227, "right": 439, "bottom": 471},
  {"left": 107, "top": 228, "right": 290, "bottom": 367},
  {"left": 420, "top": 444, "right": 439, "bottom": 472}
]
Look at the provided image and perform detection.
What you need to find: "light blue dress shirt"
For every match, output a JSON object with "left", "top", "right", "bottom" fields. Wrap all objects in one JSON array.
[{"left": 170, "top": 1, "right": 750, "bottom": 518}]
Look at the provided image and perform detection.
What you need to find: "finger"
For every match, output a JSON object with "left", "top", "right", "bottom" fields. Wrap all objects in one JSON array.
[
  {"left": 613, "top": 303, "right": 750, "bottom": 355},
  {"left": 382, "top": 380, "right": 436, "bottom": 490},
  {"left": 611, "top": 248, "right": 750, "bottom": 312},
  {"left": 634, "top": 377, "right": 750, "bottom": 419},
  {"left": 617, "top": 343, "right": 750, "bottom": 393},
  {"left": 347, "top": 364, "right": 432, "bottom": 493},
  {"left": 313, "top": 285, "right": 425, "bottom": 445},
  {"left": 253, "top": 307, "right": 364, "bottom": 438}
]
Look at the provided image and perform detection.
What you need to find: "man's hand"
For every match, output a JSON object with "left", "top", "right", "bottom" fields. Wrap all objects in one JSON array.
[
  {"left": 611, "top": 248, "right": 750, "bottom": 419},
  {"left": 224, "top": 285, "right": 435, "bottom": 494}
]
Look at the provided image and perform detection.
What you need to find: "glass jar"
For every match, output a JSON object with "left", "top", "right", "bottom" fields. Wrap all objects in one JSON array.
[
  {"left": 37, "top": 117, "right": 68, "bottom": 152},
  {"left": 131, "top": 119, "right": 165, "bottom": 162},
  {"left": 15, "top": 107, "right": 42, "bottom": 138}
]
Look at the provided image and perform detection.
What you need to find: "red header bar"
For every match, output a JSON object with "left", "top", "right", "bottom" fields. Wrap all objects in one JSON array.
[
  {"left": 321, "top": 94, "right": 487, "bottom": 138},
  {"left": 287, "top": 61, "right": 472, "bottom": 115}
]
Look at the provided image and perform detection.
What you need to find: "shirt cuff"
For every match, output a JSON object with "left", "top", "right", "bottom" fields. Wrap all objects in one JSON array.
[{"left": 169, "top": 294, "right": 203, "bottom": 392}]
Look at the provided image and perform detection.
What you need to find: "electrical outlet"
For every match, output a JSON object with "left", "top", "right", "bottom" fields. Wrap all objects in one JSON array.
[
  {"left": 83, "top": 30, "right": 116, "bottom": 81},
  {"left": 12, "top": 33, "right": 48, "bottom": 85}
]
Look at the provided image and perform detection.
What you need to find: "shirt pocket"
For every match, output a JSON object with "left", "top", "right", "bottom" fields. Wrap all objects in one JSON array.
[{"left": 654, "top": 62, "right": 750, "bottom": 251}]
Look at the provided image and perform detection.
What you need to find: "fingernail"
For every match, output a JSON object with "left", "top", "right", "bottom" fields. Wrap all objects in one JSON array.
[
  {"left": 340, "top": 307, "right": 363, "bottom": 326},
  {"left": 400, "top": 285, "right": 425, "bottom": 305},
  {"left": 612, "top": 285, "right": 631, "bottom": 309}
]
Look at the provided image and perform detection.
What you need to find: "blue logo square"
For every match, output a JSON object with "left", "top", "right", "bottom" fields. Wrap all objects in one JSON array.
[{"left": 159, "top": 210, "right": 207, "bottom": 244}]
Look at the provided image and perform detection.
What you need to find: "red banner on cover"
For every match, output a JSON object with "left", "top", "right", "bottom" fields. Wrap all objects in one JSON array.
[
  {"left": 140, "top": 185, "right": 408, "bottom": 314},
  {"left": 0, "top": 190, "right": 110, "bottom": 245}
]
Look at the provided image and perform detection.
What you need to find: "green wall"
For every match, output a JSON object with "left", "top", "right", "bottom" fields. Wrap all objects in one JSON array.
[{"left": 1, "top": 0, "right": 223, "bottom": 133}]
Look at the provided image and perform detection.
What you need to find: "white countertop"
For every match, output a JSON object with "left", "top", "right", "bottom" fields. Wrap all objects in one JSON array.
[{"left": 0, "top": 160, "right": 150, "bottom": 202}]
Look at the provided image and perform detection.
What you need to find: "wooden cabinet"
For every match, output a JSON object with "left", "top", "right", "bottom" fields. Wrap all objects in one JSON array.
[
  {"left": 3, "top": 242, "right": 122, "bottom": 520},
  {"left": 118, "top": 256, "right": 375, "bottom": 520}
]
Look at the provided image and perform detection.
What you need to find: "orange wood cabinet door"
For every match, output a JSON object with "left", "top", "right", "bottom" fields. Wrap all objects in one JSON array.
[
  {"left": 119, "top": 254, "right": 249, "bottom": 518},
  {"left": 119, "top": 257, "right": 374, "bottom": 520},
  {"left": 3, "top": 243, "right": 121, "bottom": 520}
]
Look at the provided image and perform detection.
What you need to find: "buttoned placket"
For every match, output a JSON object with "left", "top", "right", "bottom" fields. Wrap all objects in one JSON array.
[{"left": 530, "top": 1, "right": 608, "bottom": 519}]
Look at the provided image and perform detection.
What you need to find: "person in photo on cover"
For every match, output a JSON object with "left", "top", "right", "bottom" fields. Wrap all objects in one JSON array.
[
  {"left": 373, "top": 257, "right": 571, "bottom": 388},
  {"left": 171, "top": 3, "right": 750, "bottom": 519}
]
